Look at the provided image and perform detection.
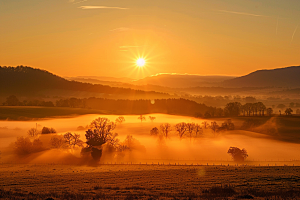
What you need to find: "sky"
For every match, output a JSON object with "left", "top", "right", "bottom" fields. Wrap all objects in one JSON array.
[{"left": 1, "top": 0, "right": 300, "bottom": 79}]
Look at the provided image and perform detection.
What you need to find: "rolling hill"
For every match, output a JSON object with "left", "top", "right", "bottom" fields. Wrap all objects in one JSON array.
[
  {"left": 0, "top": 66, "right": 169, "bottom": 99},
  {"left": 223, "top": 66, "right": 300, "bottom": 88}
]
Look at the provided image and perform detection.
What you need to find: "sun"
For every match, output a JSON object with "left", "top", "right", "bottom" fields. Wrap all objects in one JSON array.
[{"left": 136, "top": 58, "right": 146, "bottom": 67}]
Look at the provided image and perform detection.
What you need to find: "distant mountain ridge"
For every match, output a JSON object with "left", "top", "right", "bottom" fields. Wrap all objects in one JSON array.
[
  {"left": 133, "top": 74, "right": 236, "bottom": 88},
  {"left": 223, "top": 66, "right": 300, "bottom": 88}
]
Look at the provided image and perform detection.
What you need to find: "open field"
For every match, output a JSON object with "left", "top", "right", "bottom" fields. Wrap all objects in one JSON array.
[{"left": 1, "top": 164, "right": 300, "bottom": 199}]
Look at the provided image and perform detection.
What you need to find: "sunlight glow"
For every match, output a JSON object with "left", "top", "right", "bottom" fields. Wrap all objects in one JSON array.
[{"left": 136, "top": 58, "right": 146, "bottom": 67}]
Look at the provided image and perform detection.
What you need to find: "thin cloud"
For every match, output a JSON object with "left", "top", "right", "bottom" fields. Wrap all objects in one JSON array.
[
  {"left": 215, "top": 9, "right": 268, "bottom": 17},
  {"left": 291, "top": 23, "right": 299, "bottom": 44},
  {"left": 79, "top": 6, "right": 129, "bottom": 10},
  {"left": 110, "top": 27, "right": 130, "bottom": 32}
]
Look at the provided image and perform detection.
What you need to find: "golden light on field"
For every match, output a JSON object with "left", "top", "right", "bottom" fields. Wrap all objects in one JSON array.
[{"left": 136, "top": 58, "right": 146, "bottom": 67}]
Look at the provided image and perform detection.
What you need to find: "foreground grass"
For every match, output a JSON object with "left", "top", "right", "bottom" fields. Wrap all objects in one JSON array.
[
  {"left": 0, "top": 106, "right": 107, "bottom": 121},
  {"left": 1, "top": 164, "right": 300, "bottom": 199}
]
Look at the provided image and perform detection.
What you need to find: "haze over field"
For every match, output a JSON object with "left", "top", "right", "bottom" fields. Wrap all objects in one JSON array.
[{"left": 1, "top": 114, "right": 300, "bottom": 166}]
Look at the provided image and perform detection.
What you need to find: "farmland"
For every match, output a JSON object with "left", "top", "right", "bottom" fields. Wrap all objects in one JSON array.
[{"left": 1, "top": 164, "right": 300, "bottom": 199}]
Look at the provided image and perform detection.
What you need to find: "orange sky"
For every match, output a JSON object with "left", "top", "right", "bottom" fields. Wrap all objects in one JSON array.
[{"left": 1, "top": 0, "right": 300, "bottom": 79}]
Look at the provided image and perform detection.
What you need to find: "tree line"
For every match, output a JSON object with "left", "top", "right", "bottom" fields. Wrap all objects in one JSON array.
[{"left": 3, "top": 95, "right": 298, "bottom": 118}]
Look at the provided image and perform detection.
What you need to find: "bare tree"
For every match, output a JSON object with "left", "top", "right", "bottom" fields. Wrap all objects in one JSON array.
[
  {"left": 64, "top": 132, "right": 84, "bottom": 148},
  {"left": 149, "top": 116, "right": 156, "bottom": 122},
  {"left": 202, "top": 121, "right": 209, "bottom": 129},
  {"left": 175, "top": 122, "right": 187, "bottom": 139},
  {"left": 138, "top": 115, "right": 146, "bottom": 123},
  {"left": 194, "top": 124, "right": 203, "bottom": 137},
  {"left": 210, "top": 121, "right": 219, "bottom": 135},
  {"left": 64, "top": 132, "right": 74, "bottom": 147},
  {"left": 50, "top": 136, "right": 66, "bottom": 149},
  {"left": 186, "top": 123, "right": 195, "bottom": 139},
  {"left": 160, "top": 123, "right": 172, "bottom": 138},
  {"left": 115, "top": 116, "right": 125, "bottom": 124},
  {"left": 27, "top": 128, "right": 40, "bottom": 138}
]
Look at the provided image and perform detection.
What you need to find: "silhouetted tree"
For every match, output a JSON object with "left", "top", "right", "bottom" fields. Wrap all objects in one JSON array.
[
  {"left": 186, "top": 123, "right": 195, "bottom": 139},
  {"left": 160, "top": 123, "right": 171, "bottom": 138},
  {"left": 150, "top": 127, "right": 159, "bottom": 136},
  {"left": 285, "top": 108, "right": 293, "bottom": 116},
  {"left": 194, "top": 124, "right": 203, "bottom": 137},
  {"left": 202, "top": 121, "right": 209, "bottom": 129},
  {"left": 257, "top": 102, "right": 266, "bottom": 116},
  {"left": 227, "top": 147, "right": 248, "bottom": 162},
  {"left": 41, "top": 127, "right": 56, "bottom": 134},
  {"left": 115, "top": 116, "right": 125, "bottom": 124},
  {"left": 175, "top": 122, "right": 187, "bottom": 139},
  {"left": 138, "top": 115, "right": 146, "bottom": 123},
  {"left": 72, "top": 133, "right": 84, "bottom": 148},
  {"left": 27, "top": 127, "right": 40, "bottom": 138},
  {"left": 149, "top": 116, "right": 156, "bottom": 122},
  {"left": 243, "top": 103, "right": 253, "bottom": 116},
  {"left": 224, "top": 102, "right": 242, "bottom": 117},
  {"left": 63, "top": 132, "right": 84, "bottom": 148},
  {"left": 83, "top": 117, "right": 118, "bottom": 161},
  {"left": 210, "top": 121, "right": 219, "bottom": 135}
]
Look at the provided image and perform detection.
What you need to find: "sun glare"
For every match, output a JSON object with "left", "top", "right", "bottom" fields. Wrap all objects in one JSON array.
[{"left": 136, "top": 58, "right": 146, "bottom": 67}]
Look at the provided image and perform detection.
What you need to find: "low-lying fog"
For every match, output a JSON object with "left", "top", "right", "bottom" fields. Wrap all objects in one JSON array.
[{"left": 1, "top": 114, "right": 299, "bottom": 165}]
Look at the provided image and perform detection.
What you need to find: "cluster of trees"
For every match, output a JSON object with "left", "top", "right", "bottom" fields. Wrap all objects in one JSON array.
[
  {"left": 14, "top": 127, "right": 83, "bottom": 155},
  {"left": 150, "top": 119, "right": 235, "bottom": 139},
  {"left": 14, "top": 117, "right": 141, "bottom": 162},
  {"left": 190, "top": 95, "right": 257, "bottom": 107},
  {"left": 223, "top": 102, "right": 274, "bottom": 117},
  {"left": 2, "top": 95, "right": 54, "bottom": 107},
  {"left": 50, "top": 132, "right": 84, "bottom": 149}
]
